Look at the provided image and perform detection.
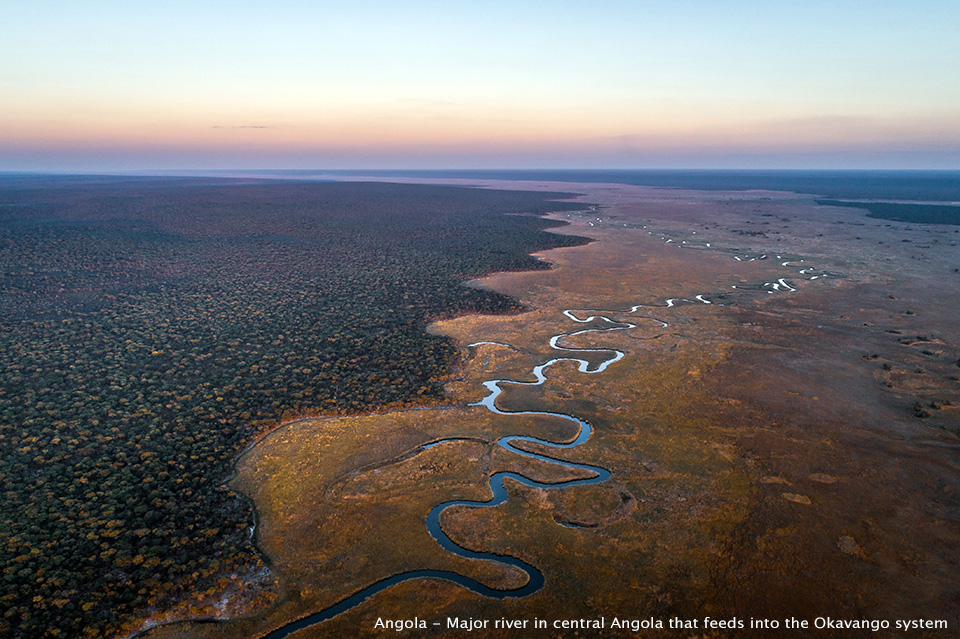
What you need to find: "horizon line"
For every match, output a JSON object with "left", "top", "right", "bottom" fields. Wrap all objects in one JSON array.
[{"left": 4, "top": 167, "right": 960, "bottom": 176}]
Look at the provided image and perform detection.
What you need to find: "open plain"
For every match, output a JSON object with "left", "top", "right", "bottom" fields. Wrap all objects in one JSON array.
[{"left": 146, "top": 181, "right": 960, "bottom": 639}]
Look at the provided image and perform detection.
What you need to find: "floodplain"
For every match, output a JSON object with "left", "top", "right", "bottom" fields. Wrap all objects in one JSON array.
[{"left": 147, "top": 180, "right": 960, "bottom": 638}]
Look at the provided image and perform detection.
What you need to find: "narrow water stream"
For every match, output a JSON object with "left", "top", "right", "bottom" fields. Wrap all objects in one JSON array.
[
  {"left": 262, "top": 301, "right": 704, "bottom": 638},
  {"left": 262, "top": 246, "right": 823, "bottom": 638}
]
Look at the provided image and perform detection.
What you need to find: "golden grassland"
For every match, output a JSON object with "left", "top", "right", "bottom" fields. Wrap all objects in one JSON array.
[{"left": 147, "top": 184, "right": 960, "bottom": 639}]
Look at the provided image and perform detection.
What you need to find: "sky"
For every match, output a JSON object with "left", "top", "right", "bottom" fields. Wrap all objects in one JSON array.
[{"left": 2, "top": 0, "right": 959, "bottom": 171}]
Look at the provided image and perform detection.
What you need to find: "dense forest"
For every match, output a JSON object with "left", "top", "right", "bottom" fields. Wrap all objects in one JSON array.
[{"left": 0, "top": 177, "right": 589, "bottom": 638}]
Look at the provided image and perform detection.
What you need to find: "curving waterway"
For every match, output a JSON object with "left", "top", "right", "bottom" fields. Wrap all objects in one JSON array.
[
  {"left": 261, "top": 249, "right": 824, "bottom": 638},
  {"left": 262, "top": 315, "right": 637, "bottom": 638}
]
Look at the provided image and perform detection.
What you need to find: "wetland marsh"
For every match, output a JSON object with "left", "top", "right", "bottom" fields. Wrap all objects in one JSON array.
[{"left": 3, "top": 175, "right": 958, "bottom": 639}]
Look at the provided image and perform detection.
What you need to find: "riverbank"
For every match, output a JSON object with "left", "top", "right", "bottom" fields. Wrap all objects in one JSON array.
[{"left": 144, "top": 181, "right": 959, "bottom": 639}]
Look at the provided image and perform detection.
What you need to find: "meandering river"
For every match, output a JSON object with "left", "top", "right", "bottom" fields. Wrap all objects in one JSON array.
[{"left": 261, "top": 246, "right": 824, "bottom": 638}]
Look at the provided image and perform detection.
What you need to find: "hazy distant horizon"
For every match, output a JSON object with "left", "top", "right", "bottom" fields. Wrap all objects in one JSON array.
[
  {"left": 5, "top": 161, "right": 960, "bottom": 175},
  {"left": 2, "top": 152, "right": 959, "bottom": 174},
  {"left": 6, "top": 167, "right": 959, "bottom": 203}
]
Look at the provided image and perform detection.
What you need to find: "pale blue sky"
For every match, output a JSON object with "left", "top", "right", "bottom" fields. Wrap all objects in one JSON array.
[{"left": 2, "top": 0, "right": 958, "bottom": 170}]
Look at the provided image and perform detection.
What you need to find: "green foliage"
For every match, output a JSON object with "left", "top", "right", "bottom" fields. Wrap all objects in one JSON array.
[{"left": 0, "top": 178, "right": 589, "bottom": 638}]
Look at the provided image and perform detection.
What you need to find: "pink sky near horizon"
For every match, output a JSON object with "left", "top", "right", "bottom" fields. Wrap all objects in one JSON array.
[{"left": 3, "top": 1, "right": 958, "bottom": 171}]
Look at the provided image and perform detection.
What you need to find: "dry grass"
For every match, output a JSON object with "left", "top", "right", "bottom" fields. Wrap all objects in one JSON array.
[{"left": 147, "top": 184, "right": 960, "bottom": 639}]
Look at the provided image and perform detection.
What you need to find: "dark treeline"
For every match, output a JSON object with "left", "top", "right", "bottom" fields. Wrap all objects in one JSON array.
[
  {"left": 0, "top": 178, "right": 589, "bottom": 638},
  {"left": 318, "top": 169, "right": 960, "bottom": 202},
  {"left": 816, "top": 199, "right": 960, "bottom": 226}
]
